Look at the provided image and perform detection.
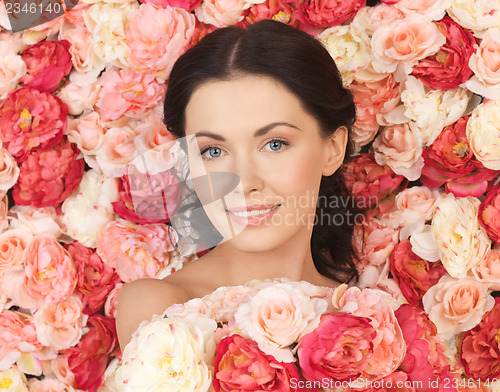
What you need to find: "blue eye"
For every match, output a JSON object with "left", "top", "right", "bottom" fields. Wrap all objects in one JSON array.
[
  {"left": 268, "top": 140, "right": 283, "bottom": 151},
  {"left": 201, "top": 146, "right": 222, "bottom": 159}
]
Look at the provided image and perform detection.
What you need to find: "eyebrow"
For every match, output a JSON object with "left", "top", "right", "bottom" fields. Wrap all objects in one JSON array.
[{"left": 194, "top": 122, "right": 301, "bottom": 141}]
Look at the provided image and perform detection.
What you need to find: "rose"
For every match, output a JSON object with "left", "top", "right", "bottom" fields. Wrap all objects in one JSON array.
[
  {"left": 0, "top": 366, "right": 28, "bottom": 391},
  {"left": 96, "top": 219, "right": 180, "bottom": 282},
  {"left": 297, "top": 313, "right": 376, "bottom": 383},
  {"left": 1, "top": 270, "right": 37, "bottom": 310},
  {"left": 8, "top": 205, "right": 65, "bottom": 240},
  {"left": 115, "top": 315, "right": 216, "bottom": 392},
  {"left": 126, "top": 3, "right": 195, "bottom": 79},
  {"left": 0, "top": 41, "right": 26, "bottom": 100},
  {"left": 50, "top": 355, "right": 77, "bottom": 389},
  {"left": 234, "top": 283, "right": 328, "bottom": 362},
  {"left": 214, "top": 334, "right": 302, "bottom": 392},
  {"left": 473, "top": 248, "right": 500, "bottom": 291},
  {"left": 390, "top": 239, "right": 446, "bottom": 306},
  {"left": 62, "top": 314, "right": 119, "bottom": 392},
  {"left": 22, "top": 236, "right": 77, "bottom": 305},
  {"left": 194, "top": 0, "right": 252, "bottom": 28},
  {"left": 32, "top": 294, "right": 88, "bottom": 351},
  {"left": 243, "top": 0, "right": 299, "bottom": 26},
  {"left": 431, "top": 194, "right": 491, "bottom": 279},
  {"left": 61, "top": 169, "right": 119, "bottom": 248},
  {"left": 466, "top": 28, "right": 500, "bottom": 99},
  {"left": 95, "top": 68, "right": 166, "bottom": 122},
  {"left": 0, "top": 87, "right": 67, "bottom": 161},
  {"left": 466, "top": 99, "right": 500, "bottom": 170},
  {"left": 479, "top": 185, "right": 500, "bottom": 243},
  {"left": 372, "top": 122, "right": 424, "bottom": 181},
  {"left": 348, "top": 75, "right": 400, "bottom": 147},
  {"left": 370, "top": 13, "right": 445, "bottom": 80},
  {"left": 343, "top": 153, "right": 408, "bottom": 212},
  {"left": 27, "top": 378, "right": 72, "bottom": 392},
  {"left": 446, "top": 0, "right": 500, "bottom": 36},
  {"left": 112, "top": 170, "right": 181, "bottom": 224},
  {"left": 205, "top": 285, "right": 253, "bottom": 323},
  {"left": 56, "top": 80, "right": 101, "bottom": 116},
  {"left": 332, "top": 285, "right": 406, "bottom": 380},
  {"left": 351, "top": 4, "right": 405, "bottom": 36},
  {"left": 296, "top": 0, "right": 366, "bottom": 28},
  {"left": 0, "top": 310, "right": 41, "bottom": 370},
  {"left": 104, "top": 283, "right": 123, "bottom": 319},
  {"left": 65, "top": 112, "right": 104, "bottom": 161},
  {"left": 411, "top": 17, "right": 476, "bottom": 90},
  {"left": 422, "top": 275, "right": 495, "bottom": 340},
  {"left": 12, "top": 139, "right": 85, "bottom": 208},
  {"left": 66, "top": 241, "right": 121, "bottom": 314},
  {"left": 0, "top": 145, "right": 19, "bottom": 192},
  {"left": 19, "top": 40, "right": 72, "bottom": 93},
  {"left": 461, "top": 297, "right": 500, "bottom": 379},
  {"left": 140, "top": 0, "right": 203, "bottom": 11},
  {"left": 0, "top": 229, "right": 31, "bottom": 275},
  {"left": 393, "top": 0, "right": 450, "bottom": 20},
  {"left": 420, "top": 115, "right": 498, "bottom": 197}
]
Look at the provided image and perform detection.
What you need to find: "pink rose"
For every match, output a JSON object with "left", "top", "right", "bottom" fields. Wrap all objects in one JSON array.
[
  {"left": 395, "top": 304, "right": 457, "bottom": 392},
  {"left": 355, "top": 372, "right": 417, "bottom": 392},
  {"left": 22, "top": 236, "right": 77, "bottom": 305},
  {"left": 206, "top": 285, "right": 253, "bottom": 322},
  {"left": 473, "top": 248, "right": 500, "bottom": 290},
  {"left": 28, "top": 378, "right": 72, "bottom": 392},
  {"left": 422, "top": 275, "right": 495, "bottom": 340},
  {"left": 298, "top": 313, "right": 376, "bottom": 383},
  {"left": 213, "top": 334, "right": 302, "bottom": 392},
  {"left": 62, "top": 2, "right": 91, "bottom": 28},
  {"left": 296, "top": 0, "right": 366, "bottom": 28},
  {"left": 0, "top": 145, "right": 19, "bottom": 191},
  {"left": 139, "top": 0, "right": 203, "bottom": 11},
  {"left": 390, "top": 240, "right": 446, "bottom": 306},
  {"left": 461, "top": 297, "right": 500, "bottom": 380},
  {"left": 421, "top": 116, "right": 498, "bottom": 197},
  {"left": 371, "top": 13, "right": 446, "bottom": 79},
  {"left": 95, "top": 68, "right": 166, "bottom": 122},
  {"left": 0, "top": 309, "right": 41, "bottom": 369},
  {"left": 479, "top": 185, "right": 500, "bottom": 243},
  {"left": 0, "top": 192, "right": 7, "bottom": 233},
  {"left": 393, "top": 0, "right": 448, "bottom": 20},
  {"left": 33, "top": 294, "right": 88, "bottom": 351},
  {"left": 66, "top": 241, "right": 121, "bottom": 315},
  {"left": 126, "top": 4, "right": 195, "bottom": 78},
  {"left": 50, "top": 355, "right": 77, "bottom": 388},
  {"left": 372, "top": 123, "right": 424, "bottom": 181},
  {"left": 65, "top": 112, "right": 104, "bottom": 156},
  {"left": 344, "top": 153, "right": 408, "bottom": 212},
  {"left": 243, "top": 0, "right": 300, "bottom": 26},
  {"left": 0, "top": 269, "right": 37, "bottom": 310},
  {"left": 112, "top": 170, "right": 181, "bottom": 224},
  {"left": 19, "top": 40, "right": 72, "bottom": 92},
  {"left": 332, "top": 285, "right": 406, "bottom": 381},
  {"left": 352, "top": 4, "right": 405, "bottom": 36},
  {"left": 96, "top": 220, "right": 179, "bottom": 282},
  {"left": 0, "top": 229, "right": 30, "bottom": 274},
  {"left": 348, "top": 75, "right": 400, "bottom": 147},
  {"left": 12, "top": 138, "right": 84, "bottom": 208},
  {"left": 412, "top": 17, "right": 476, "bottom": 90},
  {"left": 104, "top": 283, "right": 123, "bottom": 319},
  {"left": 56, "top": 80, "right": 101, "bottom": 116},
  {"left": 0, "top": 87, "right": 67, "bottom": 161},
  {"left": 61, "top": 314, "right": 119, "bottom": 392}
]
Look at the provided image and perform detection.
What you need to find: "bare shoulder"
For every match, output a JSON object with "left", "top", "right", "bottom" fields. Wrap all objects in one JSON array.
[{"left": 116, "top": 278, "right": 191, "bottom": 351}]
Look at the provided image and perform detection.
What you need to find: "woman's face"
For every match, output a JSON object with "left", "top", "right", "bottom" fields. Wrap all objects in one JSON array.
[{"left": 184, "top": 74, "right": 347, "bottom": 253}]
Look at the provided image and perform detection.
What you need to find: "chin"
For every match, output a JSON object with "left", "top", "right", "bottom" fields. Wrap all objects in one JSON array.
[{"left": 226, "top": 226, "right": 291, "bottom": 253}]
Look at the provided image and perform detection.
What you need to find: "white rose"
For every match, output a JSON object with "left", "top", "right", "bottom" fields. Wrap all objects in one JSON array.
[
  {"left": 431, "top": 193, "right": 491, "bottom": 279},
  {"left": 115, "top": 315, "right": 216, "bottom": 392},
  {"left": 234, "top": 283, "right": 327, "bottom": 362},
  {"left": 409, "top": 224, "right": 441, "bottom": 262},
  {"left": 446, "top": 0, "right": 500, "bottom": 38},
  {"left": 61, "top": 169, "right": 119, "bottom": 247},
  {"left": 0, "top": 365, "right": 28, "bottom": 392},
  {"left": 466, "top": 99, "right": 500, "bottom": 170},
  {"left": 400, "top": 76, "right": 471, "bottom": 146}
]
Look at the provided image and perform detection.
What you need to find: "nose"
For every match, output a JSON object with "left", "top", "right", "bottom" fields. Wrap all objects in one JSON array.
[{"left": 232, "top": 153, "right": 264, "bottom": 196}]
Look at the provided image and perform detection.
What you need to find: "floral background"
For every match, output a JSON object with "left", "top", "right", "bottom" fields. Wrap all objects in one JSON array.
[{"left": 0, "top": 0, "right": 499, "bottom": 390}]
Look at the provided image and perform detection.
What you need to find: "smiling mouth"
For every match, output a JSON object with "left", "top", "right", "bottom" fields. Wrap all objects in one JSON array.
[{"left": 227, "top": 204, "right": 281, "bottom": 217}]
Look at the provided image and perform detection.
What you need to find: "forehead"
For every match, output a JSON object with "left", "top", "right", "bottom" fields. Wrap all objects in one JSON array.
[{"left": 184, "top": 75, "right": 315, "bottom": 134}]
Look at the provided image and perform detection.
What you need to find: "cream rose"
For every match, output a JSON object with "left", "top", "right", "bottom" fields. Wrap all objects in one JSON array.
[
  {"left": 399, "top": 76, "right": 471, "bottom": 146},
  {"left": 115, "top": 315, "right": 216, "bottom": 392},
  {"left": 466, "top": 28, "right": 500, "bottom": 99},
  {"left": 234, "top": 282, "right": 327, "bottom": 362},
  {"left": 431, "top": 194, "right": 491, "bottom": 279},
  {"left": 466, "top": 99, "right": 500, "bottom": 170},
  {"left": 446, "top": 0, "right": 500, "bottom": 37},
  {"left": 194, "top": 0, "right": 253, "bottom": 28},
  {"left": 0, "top": 41, "right": 26, "bottom": 100},
  {"left": 316, "top": 24, "right": 375, "bottom": 86},
  {"left": 61, "top": 169, "right": 119, "bottom": 248},
  {"left": 56, "top": 80, "right": 101, "bottom": 116},
  {"left": 0, "top": 365, "right": 28, "bottom": 392},
  {"left": 371, "top": 13, "right": 446, "bottom": 80},
  {"left": 422, "top": 275, "right": 495, "bottom": 340},
  {"left": 351, "top": 4, "right": 405, "bottom": 37}
]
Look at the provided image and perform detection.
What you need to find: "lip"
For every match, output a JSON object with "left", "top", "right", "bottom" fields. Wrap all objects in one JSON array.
[{"left": 226, "top": 204, "right": 281, "bottom": 226}]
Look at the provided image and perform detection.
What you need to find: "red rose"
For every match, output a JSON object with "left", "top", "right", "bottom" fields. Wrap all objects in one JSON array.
[
  {"left": 295, "top": 0, "right": 366, "bottom": 28},
  {"left": 62, "top": 314, "right": 120, "bottom": 392},
  {"left": 461, "top": 297, "right": 500, "bottom": 379},
  {"left": 20, "top": 40, "right": 72, "bottom": 92},
  {"left": 65, "top": 241, "right": 122, "bottom": 315},
  {"left": 479, "top": 185, "right": 500, "bottom": 244},
  {"left": 421, "top": 116, "right": 497, "bottom": 197},
  {"left": 214, "top": 334, "right": 303, "bottom": 392},
  {"left": 12, "top": 138, "right": 84, "bottom": 208},
  {"left": 390, "top": 239, "right": 446, "bottom": 306},
  {"left": 412, "top": 17, "right": 476, "bottom": 90},
  {"left": 0, "top": 87, "right": 68, "bottom": 162},
  {"left": 344, "top": 153, "right": 408, "bottom": 212}
]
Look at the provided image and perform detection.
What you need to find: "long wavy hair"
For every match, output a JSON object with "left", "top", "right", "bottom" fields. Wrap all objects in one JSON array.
[{"left": 163, "top": 19, "right": 359, "bottom": 283}]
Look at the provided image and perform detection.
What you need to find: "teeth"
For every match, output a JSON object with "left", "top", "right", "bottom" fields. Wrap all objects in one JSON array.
[{"left": 231, "top": 205, "right": 278, "bottom": 217}]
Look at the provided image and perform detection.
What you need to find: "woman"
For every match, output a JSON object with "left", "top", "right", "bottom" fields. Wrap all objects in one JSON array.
[{"left": 116, "top": 19, "right": 359, "bottom": 351}]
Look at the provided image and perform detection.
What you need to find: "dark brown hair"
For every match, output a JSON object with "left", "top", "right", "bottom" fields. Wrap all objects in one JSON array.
[{"left": 163, "top": 19, "right": 359, "bottom": 283}]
